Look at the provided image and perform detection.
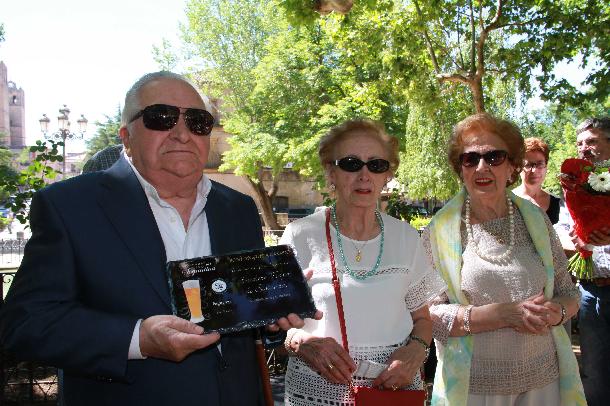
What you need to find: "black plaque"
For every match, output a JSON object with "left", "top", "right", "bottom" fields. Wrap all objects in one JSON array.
[{"left": 166, "top": 245, "right": 317, "bottom": 334}]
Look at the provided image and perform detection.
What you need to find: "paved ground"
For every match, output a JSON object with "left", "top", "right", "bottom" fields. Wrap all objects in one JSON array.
[{"left": 271, "top": 375, "right": 285, "bottom": 405}]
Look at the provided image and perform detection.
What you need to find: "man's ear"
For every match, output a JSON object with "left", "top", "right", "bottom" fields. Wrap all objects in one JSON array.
[{"left": 119, "top": 126, "right": 131, "bottom": 157}]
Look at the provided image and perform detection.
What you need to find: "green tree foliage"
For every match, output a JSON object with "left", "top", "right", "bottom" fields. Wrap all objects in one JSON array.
[
  {"left": 177, "top": 0, "right": 607, "bottom": 213},
  {"left": 0, "top": 145, "right": 19, "bottom": 203},
  {"left": 85, "top": 107, "right": 122, "bottom": 158},
  {"left": 280, "top": 1, "right": 608, "bottom": 112},
  {"left": 182, "top": 0, "right": 278, "bottom": 110},
  {"left": 0, "top": 22, "right": 5, "bottom": 44},
  {"left": 152, "top": 38, "right": 180, "bottom": 71},
  {"left": 0, "top": 140, "right": 63, "bottom": 224}
]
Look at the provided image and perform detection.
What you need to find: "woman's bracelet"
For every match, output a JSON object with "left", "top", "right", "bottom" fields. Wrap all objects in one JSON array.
[
  {"left": 284, "top": 329, "right": 300, "bottom": 356},
  {"left": 463, "top": 305, "right": 474, "bottom": 335},
  {"left": 409, "top": 334, "right": 430, "bottom": 363},
  {"left": 552, "top": 303, "right": 567, "bottom": 327}
]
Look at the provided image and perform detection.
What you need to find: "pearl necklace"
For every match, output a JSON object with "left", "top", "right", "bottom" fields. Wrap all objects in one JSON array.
[
  {"left": 465, "top": 193, "right": 515, "bottom": 262},
  {"left": 331, "top": 203, "right": 384, "bottom": 280}
]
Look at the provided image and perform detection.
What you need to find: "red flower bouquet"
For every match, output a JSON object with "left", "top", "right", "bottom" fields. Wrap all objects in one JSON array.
[{"left": 560, "top": 158, "right": 610, "bottom": 279}]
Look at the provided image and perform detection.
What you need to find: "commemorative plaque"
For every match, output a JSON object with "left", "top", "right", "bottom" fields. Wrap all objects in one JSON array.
[{"left": 166, "top": 245, "right": 317, "bottom": 334}]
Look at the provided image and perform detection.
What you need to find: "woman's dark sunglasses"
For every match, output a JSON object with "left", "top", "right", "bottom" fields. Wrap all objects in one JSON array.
[
  {"left": 459, "top": 150, "right": 508, "bottom": 168},
  {"left": 333, "top": 157, "right": 390, "bottom": 174},
  {"left": 129, "top": 104, "right": 215, "bottom": 136}
]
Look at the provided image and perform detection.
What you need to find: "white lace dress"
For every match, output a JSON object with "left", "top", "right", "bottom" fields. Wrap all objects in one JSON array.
[{"left": 280, "top": 210, "right": 447, "bottom": 406}]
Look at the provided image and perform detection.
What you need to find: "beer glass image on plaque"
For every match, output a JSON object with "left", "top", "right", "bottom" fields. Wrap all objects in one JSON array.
[{"left": 181, "top": 280, "right": 205, "bottom": 323}]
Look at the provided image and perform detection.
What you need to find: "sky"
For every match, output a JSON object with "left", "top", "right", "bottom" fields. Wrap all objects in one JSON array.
[{"left": 1, "top": 0, "right": 187, "bottom": 152}]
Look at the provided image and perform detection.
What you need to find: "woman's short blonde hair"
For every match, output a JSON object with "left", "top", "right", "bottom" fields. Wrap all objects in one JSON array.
[
  {"left": 524, "top": 137, "right": 550, "bottom": 163},
  {"left": 448, "top": 113, "right": 524, "bottom": 185},
  {"left": 318, "top": 119, "right": 400, "bottom": 174}
]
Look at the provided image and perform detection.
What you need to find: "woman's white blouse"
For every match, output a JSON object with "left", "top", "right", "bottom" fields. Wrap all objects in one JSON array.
[{"left": 280, "top": 209, "right": 446, "bottom": 405}]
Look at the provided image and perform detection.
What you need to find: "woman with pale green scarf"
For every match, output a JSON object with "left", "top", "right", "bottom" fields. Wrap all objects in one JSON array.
[{"left": 423, "top": 113, "right": 585, "bottom": 406}]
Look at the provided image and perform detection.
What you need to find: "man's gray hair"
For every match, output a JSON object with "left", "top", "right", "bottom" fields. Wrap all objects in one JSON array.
[
  {"left": 121, "top": 71, "right": 212, "bottom": 126},
  {"left": 576, "top": 117, "right": 610, "bottom": 140}
]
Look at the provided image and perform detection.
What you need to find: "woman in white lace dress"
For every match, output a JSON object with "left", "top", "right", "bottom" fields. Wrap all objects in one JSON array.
[
  {"left": 280, "top": 119, "right": 447, "bottom": 405},
  {"left": 424, "top": 113, "right": 585, "bottom": 405}
]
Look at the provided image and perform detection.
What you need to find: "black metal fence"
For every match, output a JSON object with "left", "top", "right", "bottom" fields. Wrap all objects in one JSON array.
[
  {"left": 1, "top": 239, "right": 59, "bottom": 405},
  {"left": 0, "top": 239, "right": 27, "bottom": 268}
]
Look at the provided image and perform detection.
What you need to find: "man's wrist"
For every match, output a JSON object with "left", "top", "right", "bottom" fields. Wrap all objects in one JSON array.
[{"left": 128, "top": 319, "right": 147, "bottom": 360}]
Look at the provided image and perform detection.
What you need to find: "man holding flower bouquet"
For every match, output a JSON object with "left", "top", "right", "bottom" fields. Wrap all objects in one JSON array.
[{"left": 554, "top": 117, "right": 610, "bottom": 406}]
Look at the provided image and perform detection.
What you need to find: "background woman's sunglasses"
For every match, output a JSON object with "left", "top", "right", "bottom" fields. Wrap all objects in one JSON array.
[
  {"left": 459, "top": 150, "right": 508, "bottom": 168},
  {"left": 129, "top": 104, "right": 215, "bottom": 136},
  {"left": 333, "top": 157, "right": 390, "bottom": 173}
]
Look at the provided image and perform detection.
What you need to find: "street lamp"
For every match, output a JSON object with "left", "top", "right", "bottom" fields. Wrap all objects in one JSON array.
[{"left": 39, "top": 105, "right": 88, "bottom": 178}]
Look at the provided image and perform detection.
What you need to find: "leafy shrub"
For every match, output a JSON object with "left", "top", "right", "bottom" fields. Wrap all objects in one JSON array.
[{"left": 409, "top": 215, "right": 431, "bottom": 231}]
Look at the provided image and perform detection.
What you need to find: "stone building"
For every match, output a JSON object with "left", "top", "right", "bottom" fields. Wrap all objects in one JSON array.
[{"left": 0, "top": 61, "right": 26, "bottom": 150}]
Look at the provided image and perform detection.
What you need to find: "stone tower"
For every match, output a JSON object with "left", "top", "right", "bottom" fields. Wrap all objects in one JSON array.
[{"left": 0, "top": 61, "right": 26, "bottom": 149}]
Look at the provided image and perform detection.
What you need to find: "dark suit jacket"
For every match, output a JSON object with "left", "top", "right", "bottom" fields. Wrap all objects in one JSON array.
[{"left": 0, "top": 157, "right": 265, "bottom": 406}]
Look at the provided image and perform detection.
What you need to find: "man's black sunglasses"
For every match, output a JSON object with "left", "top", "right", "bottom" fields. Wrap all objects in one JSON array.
[
  {"left": 333, "top": 157, "right": 390, "bottom": 174},
  {"left": 459, "top": 150, "right": 508, "bottom": 168},
  {"left": 129, "top": 104, "right": 214, "bottom": 136}
]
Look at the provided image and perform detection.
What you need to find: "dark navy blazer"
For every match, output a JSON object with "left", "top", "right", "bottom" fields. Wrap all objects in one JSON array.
[{"left": 0, "top": 157, "right": 265, "bottom": 405}]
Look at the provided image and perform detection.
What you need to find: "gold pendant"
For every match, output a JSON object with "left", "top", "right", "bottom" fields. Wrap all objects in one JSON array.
[{"left": 355, "top": 251, "right": 362, "bottom": 262}]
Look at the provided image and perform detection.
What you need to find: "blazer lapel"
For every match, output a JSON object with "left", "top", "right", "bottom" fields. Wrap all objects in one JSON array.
[{"left": 97, "top": 158, "right": 171, "bottom": 308}]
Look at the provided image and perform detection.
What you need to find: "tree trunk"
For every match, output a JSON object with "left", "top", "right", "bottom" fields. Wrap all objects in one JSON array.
[
  {"left": 244, "top": 176, "right": 281, "bottom": 230},
  {"left": 470, "top": 77, "right": 485, "bottom": 113}
]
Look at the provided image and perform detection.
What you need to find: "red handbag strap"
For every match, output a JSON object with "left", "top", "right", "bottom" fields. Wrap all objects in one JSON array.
[
  {"left": 325, "top": 208, "right": 350, "bottom": 353},
  {"left": 326, "top": 209, "right": 427, "bottom": 398}
]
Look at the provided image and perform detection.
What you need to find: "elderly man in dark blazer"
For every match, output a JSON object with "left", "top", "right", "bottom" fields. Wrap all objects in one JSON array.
[{"left": 0, "top": 71, "right": 309, "bottom": 405}]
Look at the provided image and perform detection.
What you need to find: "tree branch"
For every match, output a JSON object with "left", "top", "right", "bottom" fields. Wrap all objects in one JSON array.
[
  {"left": 267, "top": 174, "right": 279, "bottom": 200},
  {"left": 476, "top": 0, "right": 504, "bottom": 79},
  {"left": 436, "top": 73, "right": 471, "bottom": 85},
  {"left": 469, "top": 0, "right": 476, "bottom": 74},
  {"left": 414, "top": 0, "right": 442, "bottom": 74}
]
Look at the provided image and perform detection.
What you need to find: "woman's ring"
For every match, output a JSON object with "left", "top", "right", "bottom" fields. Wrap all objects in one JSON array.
[
  {"left": 327, "top": 363, "right": 334, "bottom": 370},
  {"left": 392, "top": 384, "right": 398, "bottom": 391}
]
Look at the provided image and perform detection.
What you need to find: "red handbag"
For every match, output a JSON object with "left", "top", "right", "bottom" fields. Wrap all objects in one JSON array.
[
  {"left": 353, "top": 385, "right": 427, "bottom": 405},
  {"left": 325, "top": 208, "right": 427, "bottom": 406}
]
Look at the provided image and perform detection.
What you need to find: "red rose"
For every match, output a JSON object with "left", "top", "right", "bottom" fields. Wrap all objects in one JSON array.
[{"left": 560, "top": 158, "right": 593, "bottom": 190}]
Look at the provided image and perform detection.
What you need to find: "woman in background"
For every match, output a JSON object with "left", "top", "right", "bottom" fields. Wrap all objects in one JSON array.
[{"left": 513, "top": 137, "right": 561, "bottom": 224}]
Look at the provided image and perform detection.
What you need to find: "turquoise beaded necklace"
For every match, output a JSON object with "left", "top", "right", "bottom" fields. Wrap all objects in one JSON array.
[{"left": 330, "top": 202, "right": 385, "bottom": 280}]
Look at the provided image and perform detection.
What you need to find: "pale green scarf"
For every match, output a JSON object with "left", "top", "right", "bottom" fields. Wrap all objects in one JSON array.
[{"left": 428, "top": 188, "right": 586, "bottom": 406}]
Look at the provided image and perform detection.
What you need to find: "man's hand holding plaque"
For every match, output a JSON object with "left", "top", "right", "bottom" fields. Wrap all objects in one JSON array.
[
  {"left": 139, "top": 315, "right": 221, "bottom": 362},
  {"left": 167, "top": 245, "right": 319, "bottom": 334},
  {"left": 266, "top": 268, "right": 323, "bottom": 333}
]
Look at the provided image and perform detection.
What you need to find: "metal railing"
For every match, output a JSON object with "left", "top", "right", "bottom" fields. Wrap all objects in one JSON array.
[
  {"left": 1, "top": 356, "right": 58, "bottom": 405},
  {"left": 0, "top": 239, "right": 27, "bottom": 268},
  {"left": 1, "top": 239, "right": 59, "bottom": 405}
]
